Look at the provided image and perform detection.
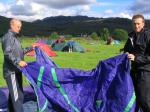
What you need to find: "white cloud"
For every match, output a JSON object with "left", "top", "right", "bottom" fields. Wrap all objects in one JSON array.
[
  {"left": 82, "top": 5, "right": 91, "bottom": 12},
  {"left": 16, "top": 0, "right": 24, "bottom": 5},
  {"left": 82, "top": 10, "right": 132, "bottom": 20},
  {"left": 120, "top": 12, "right": 132, "bottom": 19},
  {"left": 105, "top": 9, "right": 113, "bottom": 14},
  {"left": 104, "top": 11, "right": 132, "bottom": 19},
  {"left": 0, "top": 0, "right": 143, "bottom": 22},
  {"left": 0, "top": 0, "right": 97, "bottom": 21},
  {"left": 0, "top": 3, "right": 5, "bottom": 12},
  {"left": 95, "top": 2, "right": 114, "bottom": 6}
]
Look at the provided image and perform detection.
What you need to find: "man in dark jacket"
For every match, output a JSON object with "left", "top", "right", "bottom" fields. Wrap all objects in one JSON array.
[
  {"left": 1, "top": 18, "right": 33, "bottom": 112},
  {"left": 124, "top": 14, "right": 150, "bottom": 112}
]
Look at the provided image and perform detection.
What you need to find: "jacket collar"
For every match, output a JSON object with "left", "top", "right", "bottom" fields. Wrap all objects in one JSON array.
[{"left": 8, "top": 29, "right": 18, "bottom": 37}]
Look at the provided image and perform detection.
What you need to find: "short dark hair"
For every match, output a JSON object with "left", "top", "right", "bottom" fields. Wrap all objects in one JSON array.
[{"left": 132, "top": 14, "right": 145, "bottom": 23}]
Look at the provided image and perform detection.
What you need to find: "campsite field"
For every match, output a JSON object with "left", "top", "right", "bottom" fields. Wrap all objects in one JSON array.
[{"left": 0, "top": 37, "right": 125, "bottom": 86}]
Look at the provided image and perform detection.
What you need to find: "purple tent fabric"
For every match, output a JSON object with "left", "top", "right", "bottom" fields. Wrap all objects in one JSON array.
[{"left": 21, "top": 47, "right": 136, "bottom": 112}]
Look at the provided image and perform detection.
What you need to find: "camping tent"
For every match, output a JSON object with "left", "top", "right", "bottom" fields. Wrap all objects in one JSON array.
[
  {"left": 52, "top": 42, "right": 68, "bottom": 51},
  {"left": 46, "top": 39, "right": 55, "bottom": 46},
  {"left": 0, "top": 48, "right": 136, "bottom": 112},
  {"left": 21, "top": 47, "right": 136, "bottom": 112},
  {"left": 107, "top": 37, "right": 120, "bottom": 45},
  {"left": 63, "top": 41, "right": 85, "bottom": 52},
  {"left": 52, "top": 41, "right": 85, "bottom": 53},
  {"left": 26, "top": 43, "right": 57, "bottom": 57}
]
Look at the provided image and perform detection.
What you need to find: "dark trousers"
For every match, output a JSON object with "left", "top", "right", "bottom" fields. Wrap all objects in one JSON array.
[
  {"left": 131, "top": 70, "right": 150, "bottom": 112},
  {"left": 5, "top": 71, "right": 24, "bottom": 112}
]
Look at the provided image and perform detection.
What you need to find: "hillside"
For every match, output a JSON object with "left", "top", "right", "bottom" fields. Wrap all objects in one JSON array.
[
  {"left": 0, "top": 15, "right": 150, "bottom": 37},
  {"left": 33, "top": 16, "right": 133, "bottom": 35}
]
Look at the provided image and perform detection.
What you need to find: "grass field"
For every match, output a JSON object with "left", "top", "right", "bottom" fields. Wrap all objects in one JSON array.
[{"left": 0, "top": 37, "right": 125, "bottom": 86}]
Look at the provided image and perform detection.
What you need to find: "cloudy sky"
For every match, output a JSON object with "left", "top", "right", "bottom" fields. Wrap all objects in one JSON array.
[{"left": 0, "top": 0, "right": 149, "bottom": 22}]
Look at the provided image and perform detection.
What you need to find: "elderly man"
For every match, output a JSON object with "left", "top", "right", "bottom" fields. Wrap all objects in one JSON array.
[
  {"left": 1, "top": 18, "right": 32, "bottom": 112},
  {"left": 124, "top": 14, "right": 150, "bottom": 112}
]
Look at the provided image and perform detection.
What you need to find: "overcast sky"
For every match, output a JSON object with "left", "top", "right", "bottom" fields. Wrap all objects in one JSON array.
[{"left": 0, "top": 0, "right": 150, "bottom": 22}]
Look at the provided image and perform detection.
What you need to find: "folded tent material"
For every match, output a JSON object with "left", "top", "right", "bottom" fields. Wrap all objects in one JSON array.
[{"left": 21, "top": 47, "right": 136, "bottom": 112}]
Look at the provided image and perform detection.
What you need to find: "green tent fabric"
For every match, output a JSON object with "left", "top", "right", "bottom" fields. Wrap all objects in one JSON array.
[
  {"left": 46, "top": 39, "right": 55, "bottom": 46},
  {"left": 66, "top": 41, "right": 85, "bottom": 53},
  {"left": 52, "top": 42, "right": 68, "bottom": 51},
  {"left": 52, "top": 41, "right": 85, "bottom": 53}
]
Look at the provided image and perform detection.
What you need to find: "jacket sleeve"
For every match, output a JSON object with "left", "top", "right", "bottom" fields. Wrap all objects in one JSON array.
[
  {"left": 134, "top": 55, "right": 150, "bottom": 64},
  {"left": 23, "top": 46, "right": 33, "bottom": 54},
  {"left": 123, "top": 38, "right": 134, "bottom": 53},
  {"left": 2, "top": 36, "right": 21, "bottom": 66}
]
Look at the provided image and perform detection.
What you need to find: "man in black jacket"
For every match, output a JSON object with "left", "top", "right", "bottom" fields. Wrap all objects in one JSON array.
[
  {"left": 1, "top": 18, "right": 33, "bottom": 112},
  {"left": 124, "top": 14, "right": 150, "bottom": 112}
]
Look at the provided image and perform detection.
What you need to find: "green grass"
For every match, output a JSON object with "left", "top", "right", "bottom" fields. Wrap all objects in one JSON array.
[{"left": 0, "top": 37, "right": 125, "bottom": 86}]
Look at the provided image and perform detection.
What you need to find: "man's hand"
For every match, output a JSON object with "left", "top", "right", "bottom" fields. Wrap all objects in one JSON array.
[
  {"left": 127, "top": 54, "right": 135, "bottom": 61},
  {"left": 18, "top": 61, "right": 27, "bottom": 67}
]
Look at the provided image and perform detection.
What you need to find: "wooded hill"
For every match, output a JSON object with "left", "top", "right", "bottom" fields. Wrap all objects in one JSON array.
[{"left": 0, "top": 15, "right": 150, "bottom": 37}]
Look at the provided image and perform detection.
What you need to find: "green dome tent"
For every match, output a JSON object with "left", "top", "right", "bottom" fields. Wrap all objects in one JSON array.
[{"left": 52, "top": 41, "right": 85, "bottom": 53}]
